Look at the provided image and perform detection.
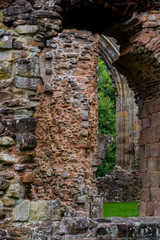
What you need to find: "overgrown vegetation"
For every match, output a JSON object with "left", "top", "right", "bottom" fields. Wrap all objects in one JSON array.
[
  {"left": 103, "top": 202, "right": 139, "bottom": 218},
  {"left": 96, "top": 57, "right": 116, "bottom": 177}
]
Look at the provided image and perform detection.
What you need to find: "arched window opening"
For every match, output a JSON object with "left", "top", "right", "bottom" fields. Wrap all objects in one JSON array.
[{"left": 96, "top": 57, "right": 116, "bottom": 177}]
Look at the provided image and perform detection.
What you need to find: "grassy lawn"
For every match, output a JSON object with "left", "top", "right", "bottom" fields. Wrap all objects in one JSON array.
[{"left": 103, "top": 202, "right": 139, "bottom": 218}]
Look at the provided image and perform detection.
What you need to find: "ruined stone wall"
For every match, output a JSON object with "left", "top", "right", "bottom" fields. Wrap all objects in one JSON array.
[
  {"left": 32, "top": 30, "right": 99, "bottom": 208},
  {"left": 1, "top": 217, "right": 160, "bottom": 239},
  {"left": 97, "top": 171, "right": 142, "bottom": 203}
]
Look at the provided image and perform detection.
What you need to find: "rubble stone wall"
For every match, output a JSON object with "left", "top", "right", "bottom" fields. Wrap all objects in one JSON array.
[{"left": 97, "top": 171, "right": 142, "bottom": 203}]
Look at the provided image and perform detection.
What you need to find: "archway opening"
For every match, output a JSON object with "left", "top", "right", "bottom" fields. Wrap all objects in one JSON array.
[{"left": 96, "top": 56, "right": 116, "bottom": 177}]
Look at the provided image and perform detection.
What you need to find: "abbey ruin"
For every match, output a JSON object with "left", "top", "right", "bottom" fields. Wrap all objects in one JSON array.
[{"left": 0, "top": 0, "right": 160, "bottom": 239}]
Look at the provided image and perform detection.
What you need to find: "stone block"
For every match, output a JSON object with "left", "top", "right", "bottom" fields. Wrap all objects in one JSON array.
[
  {"left": 139, "top": 103, "right": 149, "bottom": 119},
  {"left": 16, "top": 133, "right": 37, "bottom": 150},
  {"left": 0, "top": 51, "right": 28, "bottom": 62},
  {"left": 13, "top": 76, "right": 42, "bottom": 90},
  {"left": 150, "top": 143, "right": 159, "bottom": 157},
  {"left": 0, "top": 91, "right": 13, "bottom": 102},
  {"left": 0, "top": 35, "right": 12, "bottom": 48},
  {"left": 0, "top": 137, "right": 15, "bottom": 146},
  {"left": 142, "top": 174, "right": 151, "bottom": 188},
  {"left": 63, "top": 217, "right": 89, "bottom": 234},
  {"left": 139, "top": 129, "right": 147, "bottom": 145},
  {"left": 6, "top": 117, "right": 36, "bottom": 133},
  {"left": 141, "top": 188, "right": 150, "bottom": 201},
  {"left": 151, "top": 112, "right": 160, "bottom": 126},
  {"left": 153, "top": 98, "right": 160, "bottom": 113},
  {"left": 15, "top": 25, "right": 39, "bottom": 34},
  {"left": 146, "top": 127, "right": 156, "bottom": 144},
  {"left": 22, "top": 171, "right": 34, "bottom": 183},
  {"left": 154, "top": 202, "right": 160, "bottom": 216},
  {"left": 139, "top": 159, "right": 148, "bottom": 173},
  {"left": 138, "top": 202, "right": 147, "bottom": 217},
  {"left": 2, "top": 197, "right": 15, "bottom": 207},
  {"left": 82, "top": 110, "right": 88, "bottom": 120},
  {"left": 148, "top": 158, "right": 157, "bottom": 172},
  {"left": 150, "top": 188, "right": 160, "bottom": 201},
  {"left": 0, "top": 152, "right": 18, "bottom": 164},
  {"left": 15, "top": 57, "right": 40, "bottom": 77},
  {"left": 14, "top": 164, "right": 25, "bottom": 171},
  {"left": 0, "top": 177, "right": 9, "bottom": 190},
  {"left": 150, "top": 173, "right": 160, "bottom": 188},
  {"left": 141, "top": 117, "right": 151, "bottom": 129},
  {"left": 0, "top": 61, "right": 12, "bottom": 79},
  {"left": 75, "top": 195, "right": 88, "bottom": 204},
  {"left": 6, "top": 183, "right": 25, "bottom": 199},
  {"left": 146, "top": 201, "right": 154, "bottom": 216},
  {"left": 13, "top": 200, "right": 30, "bottom": 222},
  {"left": 29, "top": 200, "right": 61, "bottom": 221}
]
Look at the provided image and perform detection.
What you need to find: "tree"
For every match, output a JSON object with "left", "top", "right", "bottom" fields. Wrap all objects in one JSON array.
[{"left": 96, "top": 57, "right": 116, "bottom": 177}]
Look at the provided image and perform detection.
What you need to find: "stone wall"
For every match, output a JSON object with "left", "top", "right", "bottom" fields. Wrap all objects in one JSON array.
[
  {"left": 32, "top": 30, "right": 99, "bottom": 206},
  {"left": 1, "top": 217, "right": 160, "bottom": 239},
  {"left": 97, "top": 171, "right": 142, "bottom": 203}
]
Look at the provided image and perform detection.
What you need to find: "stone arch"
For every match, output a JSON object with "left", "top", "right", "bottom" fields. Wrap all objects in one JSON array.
[{"left": 99, "top": 35, "right": 140, "bottom": 171}]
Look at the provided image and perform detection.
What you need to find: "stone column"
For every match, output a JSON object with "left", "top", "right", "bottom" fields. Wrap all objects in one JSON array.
[{"left": 139, "top": 98, "right": 160, "bottom": 216}]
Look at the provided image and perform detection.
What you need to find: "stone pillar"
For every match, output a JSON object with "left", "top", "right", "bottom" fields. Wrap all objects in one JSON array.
[
  {"left": 32, "top": 30, "right": 100, "bottom": 213},
  {"left": 139, "top": 98, "right": 160, "bottom": 216}
]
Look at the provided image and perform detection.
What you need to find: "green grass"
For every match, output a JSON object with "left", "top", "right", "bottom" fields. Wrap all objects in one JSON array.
[{"left": 103, "top": 202, "right": 139, "bottom": 218}]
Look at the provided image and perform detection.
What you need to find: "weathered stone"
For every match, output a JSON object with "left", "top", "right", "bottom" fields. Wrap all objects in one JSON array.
[
  {"left": 2, "top": 197, "right": 15, "bottom": 207},
  {"left": 6, "top": 117, "right": 36, "bottom": 133},
  {"left": 0, "top": 51, "right": 28, "bottom": 61},
  {"left": 29, "top": 200, "right": 61, "bottom": 221},
  {"left": 63, "top": 217, "right": 89, "bottom": 234},
  {"left": 15, "top": 25, "right": 39, "bottom": 34},
  {"left": 0, "top": 152, "right": 17, "bottom": 164},
  {"left": 0, "top": 61, "right": 12, "bottom": 79},
  {"left": 21, "top": 171, "right": 34, "bottom": 183},
  {"left": 14, "top": 164, "right": 25, "bottom": 171},
  {"left": 0, "top": 91, "right": 13, "bottom": 102},
  {"left": 16, "top": 133, "right": 37, "bottom": 150},
  {"left": 15, "top": 57, "right": 40, "bottom": 77},
  {"left": 13, "top": 76, "right": 42, "bottom": 90},
  {"left": 0, "top": 177, "right": 9, "bottom": 190},
  {"left": 0, "top": 137, "right": 15, "bottom": 146},
  {"left": 13, "top": 200, "right": 30, "bottom": 222},
  {"left": 6, "top": 183, "right": 25, "bottom": 199},
  {"left": 0, "top": 35, "right": 12, "bottom": 48},
  {"left": 75, "top": 195, "right": 88, "bottom": 204}
]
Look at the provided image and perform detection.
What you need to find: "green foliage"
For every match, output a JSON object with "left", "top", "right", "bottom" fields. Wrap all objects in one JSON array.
[
  {"left": 96, "top": 57, "right": 116, "bottom": 177},
  {"left": 103, "top": 202, "right": 139, "bottom": 218}
]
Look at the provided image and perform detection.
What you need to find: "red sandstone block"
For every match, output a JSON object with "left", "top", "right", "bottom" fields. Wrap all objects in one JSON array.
[
  {"left": 141, "top": 188, "right": 150, "bottom": 201},
  {"left": 138, "top": 202, "right": 147, "bottom": 217},
  {"left": 146, "top": 127, "right": 156, "bottom": 144},
  {"left": 148, "top": 158, "right": 157, "bottom": 172},
  {"left": 153, "top": 98, "right": 160, "bottom": 113},
  {"left": 140, "top": 103, "right": 149, "bottom": 118},
  {"left": 150, "top": 143, "right": 159, "bottom": 157},
  {"left": 139, "top": 129, "right": 147, "bottom": 145},
  {"left": 142, "top": 174, "right": 151, "bottom": 188},
  {"left": 150, "top": 173, "right": 160, "bottom": 187},
  {"left": 139, "top": 159, "right": 148, "bottom": 173},
  {"left": 141, "top": 117, "right": 151, "bottom": 129},
  {"left": 147, "top": 201, "right": 154, "bottom": 216},
  {"left": 150, "top": 188, "right": 160, "bottom": 201},
  {"left": 151, "top": 112, "right": 160, "bottom": 127},
  {"left": 154, "top": 202, "right": 160, "bottom": 216}
]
